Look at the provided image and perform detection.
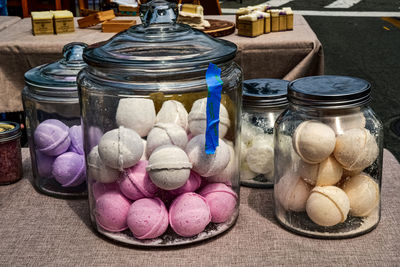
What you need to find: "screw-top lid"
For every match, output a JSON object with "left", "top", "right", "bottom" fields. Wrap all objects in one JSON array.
[
  {"left": 243, "top": 78, "right": 289, "bottom": 108},
  {"left": 24, "top": 42, "right": 88, "bottom": 91},
  {"left": 83, "top": 0, "right": 237, "bottom": 71},
  {"left": 0, "top": 121, "right": 21, "bottom": 142},
  {"left": 288, "top": 76, "right": 371, "bottom": 109}
]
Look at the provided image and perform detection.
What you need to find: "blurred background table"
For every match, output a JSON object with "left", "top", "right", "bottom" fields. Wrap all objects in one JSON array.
[
  {"left": 0, "top": 15, "right": 20, "bottom": 31},
  {"left": 0, "top": 14, "right": 323, "bottom": 113},
  {"left": 0, "top": 148, "right": 399, "bottom": 266}
]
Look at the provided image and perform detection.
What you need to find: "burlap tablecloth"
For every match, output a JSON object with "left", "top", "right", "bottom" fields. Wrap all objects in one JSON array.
[
  {"left": 0, "top": 15, "right": 323, "bottom": 113},
  {"left": 0, "top": 148, "right": 399, "bottom": 266},
  {"left": 0, "top": 16, "right": 21, "bottom": 32}
]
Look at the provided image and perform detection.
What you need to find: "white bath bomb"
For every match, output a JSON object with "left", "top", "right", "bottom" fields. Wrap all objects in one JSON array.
[
  {"left": 98, "top": 127, "right": 144, "bottom": 170},
  {"left": 245, "top": 134, "right": 274, "bottom": 175},
  {"left": 334, "top": 128, "right": 379, "bottom": 172},
  {"left": 321, "top": 111, "right": 366, "bottom": 135},
  {"left": 116, "top": 98, "right": 156, "bottom": 137},
  {"left": 185, "top": 134, "right": 230, "bottom": 177},
  {"left": 306, "top": 186, "right": 350, "bottom": 227},
  {"left": 298, "top": 156, "right": 343, "bottom": 186},
  {"left": 146, "top": 123, "right": 188, "bottom": 157},
  {"left": 274, "top": 173, "right": 311, "bottom": 212},
  {"left": 240, "top": 141, "right": 248, "bottom": 162},
  {"left": 188, "top": 98, "right": 230, "bottom": 138},
  {"left": 156, "top": 100, "right": 189, "bottom": 132},
  {"left": 241, "top": 119, "right": 264, "bottom": 145},
  {"left": 87, "top": 146, "right": 120, "bottom": 183},
  {"left": 342, "top": 173, "right": 379, "bottom": 217},
  {"left": 293, "top": 120, "right": 336, "bottom": 164},
  {"left": 207, "top": 141, "right": 236, "bottom": 183},
  {"left": 240, "top": 161, "right": 257, "bottom": 181},
  {"left": 146, "top": 145, "right": 192, "bottom": 190}
]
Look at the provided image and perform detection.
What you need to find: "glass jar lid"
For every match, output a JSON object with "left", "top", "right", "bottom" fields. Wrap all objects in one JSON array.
[
  {"left": 24, "top": 42, "right": 88, "bottom": 90},
  {"left": 288, "top": 75, "right": 371, "bottom": 109},
  {"left": 243, "top": 78, "right": 289, "bottom": 108},
  {"left": 0, "top": 121, "right": 21, "bottom": 143},
  {"left": 83, "top": 0, "right": 237, "bottom": 70}
]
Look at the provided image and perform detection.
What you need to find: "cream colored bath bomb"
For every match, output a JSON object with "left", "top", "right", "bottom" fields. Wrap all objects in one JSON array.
[
  {"left": 188, "top": 98, "right": 230, "bottom": 138},
  {"left": 245, "top": 134, "right": 274, "bottom": 175},
  {"left": 240, "top": 141, "right": 248, "bottom": 162},
  {"left": 274, "top": 172, "right": 311, "bottom": 212},
  {"left": 334, "top": 128, "right": 378, "bottom": 172},
  {"left": 298, "top": 156, "right": 343, "bottom": 186},
  {"left": 146, "top": 145, "right": 192, "bottom": 190},
  {"left": 241, "top": 119, "right": 264, "bottom": 145},
  {"left": 207, "top": 141, "right": 236, "bottom": 183},
  {"left": 116, "top": 98, "right": 156, "bottom": 137},
  {"left": 240, "top": 161, "right": 257, "bottom": 181},
  {"left": 306, "top": 186, "right": 350, "bottom": 227},
  {"left": 342, "top": 173, "right": 379, "bottom": 217},
  {"left": 98, "top": 127, "right": 144, "bottom": 170},
  {"left": 292, "top": 120, "right": 336, "bottom": 164},
  {"left": 146, "top": 123, "right": 188, "bottom": 157},
  {"left": 87, "top": 146, "right": 120, "bottom": 183},
  {"left": 185, "top": 134, "right": 230, "bottom": 177},
  {"left": 156, "top": 100, "right": 189, "bottom": 132}
]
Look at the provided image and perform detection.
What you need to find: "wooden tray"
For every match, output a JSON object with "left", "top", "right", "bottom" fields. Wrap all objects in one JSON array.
[{"left": 202, "top": 19, "right": 235, "bottom": 37}]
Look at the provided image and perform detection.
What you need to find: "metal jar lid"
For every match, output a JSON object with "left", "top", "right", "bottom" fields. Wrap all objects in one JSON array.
[
  {"left": 288, "top": 75, "right": 371, "bottom": 109},
  {"left": 0, "top": 121, "right": 21, "bottom": 143},
  {"left": 243, "top": 78, "right": 289, "bottom": 108}
]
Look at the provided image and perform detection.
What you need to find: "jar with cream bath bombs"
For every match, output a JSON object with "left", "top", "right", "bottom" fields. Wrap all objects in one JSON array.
[
  {"left": 274, "top": 75, "right": 383, "bottom": 238},
  {"left": 22, "top": 42, "right": 88, "bottom": 198},
  {"left": 240, "top": 78, "right": 288, "bottom": 188},
  {"left": 78, "top": 0, "right": 242, "bottom": 246}
]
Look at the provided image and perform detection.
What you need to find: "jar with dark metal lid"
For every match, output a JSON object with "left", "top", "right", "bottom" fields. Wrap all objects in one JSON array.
[
  {"left": 240, "top": 78, "right": 288, "bottom": 188},
  {"left": 0, "top": 121, "right": 22, "bottom": 185},
  {"left": 22, "top": 42, "right": 88, "bottom": 198},
  {"left": 78, "top": 0, "right": 242, "bottom": 246},
  {"left": 274, "top": 75, "right": 383, "bottom": 238}
]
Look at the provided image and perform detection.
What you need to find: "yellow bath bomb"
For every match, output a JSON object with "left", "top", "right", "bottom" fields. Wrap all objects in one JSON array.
[
  {"left": 334, "top": 128, "right": 378, "bottom": 172},
  {"left": 275, "top": 172, "right": 311, "bottom": 212},
  {"left": 306, "top": 186, "right": 350, "bottom": 226},
  {"left": 298, "top": 156, "right": 343, "bottom": 186},
  {"left": 292, "top": 121, "right": 336, "bottom": 164},
  {"left": 342, "top": 173, "right": 379, "bottom": 217}
]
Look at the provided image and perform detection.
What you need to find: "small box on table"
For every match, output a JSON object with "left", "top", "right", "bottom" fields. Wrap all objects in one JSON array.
[
  {"left": 51, "top": 10, "right": 75, "bottom": 34},
  {"left": 31, "top": 11, "right": 54, "bottom": 35}
]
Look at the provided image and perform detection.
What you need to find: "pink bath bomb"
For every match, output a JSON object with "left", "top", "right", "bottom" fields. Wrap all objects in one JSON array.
[
  {"left": 34, "top": 119, "right": 71, "bottom": 156},
  {"left": 35, "top": 150, "right": 56, "bottom": 178},
  {"left": 127, "top": 197, "right": 169, "bottom": 240},
  {"left": 92, "top": 181, "right": 119, "bottom": 200},
  {"left": 52, "top": 152, "right": 86, "bottom": 187},
  {"left": 95, "top": 191, "right": 131, "bottom": 232},
  {"left": 119, "top": 160, "right": 158, "bottom": 201},
  {"left": 199, "top": 183, "right": 238, "bottom": 223},
  {"left": 169, "top": 171, "right": 202, "bottom": 195},
  {"left": 169, "top": 192, "right": 211, "bottom": 237},
  {"left": 68, "top": 125, "right": 84, "bottom": 155}
]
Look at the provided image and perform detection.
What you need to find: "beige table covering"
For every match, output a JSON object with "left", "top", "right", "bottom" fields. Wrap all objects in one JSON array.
[
  {"left": 0, "top": 15, "right": 323, "bottom": 113},
  {"left": 0, "top": 148, "right": 399, "bottom": 266},
  {"left": 0, "top": 16, "right": 21, "bottom": 32}
]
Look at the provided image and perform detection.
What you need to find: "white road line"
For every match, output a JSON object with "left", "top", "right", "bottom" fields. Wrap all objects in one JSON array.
[
  {"left": 325, "top": 0, "right": 363, "bottom": 8},
  {"left": 262, "top": 0, "right": 293, "bottom": 7},
  {"left": 221, "top": 8, "right": 400, "bottom": 17}
]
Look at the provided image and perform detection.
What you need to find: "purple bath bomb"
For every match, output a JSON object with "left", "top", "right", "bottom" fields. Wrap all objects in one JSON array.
[
  {"left": 119, "top": 160, "right": 159, "bottom": 201},
  {"left": 35, "top": 150, "right": 56, "bottom": 178},
  {"left": 34, "top": 119, "right": 71, "bottom": 156},
  {"left": 92, "top": 181, "right": 119, "bottom": 200},
  {"left": 169, "top": 171, "right": 202, "bottom": 195},
  {"left": 88, "top": 126, "right": 103, "bottom": 150},
  {"left": 52, "top": 152, "right": 86, "bottom": 187},
  {"left": 68, "top": 125, "right": 84, "bottom": 155}
]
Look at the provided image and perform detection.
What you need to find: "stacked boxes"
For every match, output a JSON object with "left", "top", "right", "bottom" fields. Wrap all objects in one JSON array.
[
  {"left": 31, "top": 10, "right": 74, "bottom": 35},
  {"left": 52, "top": 11, "right": 74, "bottom": 34}
]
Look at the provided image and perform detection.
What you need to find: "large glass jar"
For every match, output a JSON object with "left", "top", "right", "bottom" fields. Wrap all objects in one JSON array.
[
  {"left": 22, "top": 42, "right": 88, "bottom": 198},
  {"left": 240, "top": 78, "right": 288, "bottom": 188},
  {"left": 274, "top": 75, "right": 383, "bottom": 238},
  {"left": 78, "top": 0, "right": 242, "bottom": 246}
]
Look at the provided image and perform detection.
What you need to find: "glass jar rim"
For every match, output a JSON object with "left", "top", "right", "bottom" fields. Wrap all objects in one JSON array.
[{"left": 0, "top": 121, "right": 21, "bottom": 142}]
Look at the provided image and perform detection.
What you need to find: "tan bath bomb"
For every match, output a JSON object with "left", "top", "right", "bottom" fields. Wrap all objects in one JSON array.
[
  {"left": 293, "top": 121, "right": 336, "bottom": 164},
  {"left": 188, "top": 98, "right": 230, "bottom": 138},
  {"left": 245, "top": 134, "right": 274, "bottom": 175},
  {"left": 306, "top": 186, "right": 350, "bottom": 227},
  {"left": 207, "top": 141, "right": 236, "bottom": 183},
  {"left": 342, "top": 173, "right": 379, "bottom": 217},
  {"left": 116, "top": 98, "right": 156, "bottom": 137},
  {"left": 98, "top": 127, "right": 144, "bottom": 170},
  {"left": 298, "top": 156, "right": 343, "bottom": 186},
  {"left": 334, "top": 128, "right": 378, "bottom": 172},
  {"left": 185, "top": 134, "right": 230, "bottom": 177},
  {"left": 321, "top": 111, "right": 366, "bottom": 135},
  {"left": 146, "top": 145, "right": 192, "bottom": 190},
  {"left": 156, "top": 100, "right": 189, "bottom": 132},
  {"left": 275, "top": 173, "right": 311, "bottom": 212},
  {"left": 146, "top": 123, "right": 188, "bottom": 156}
]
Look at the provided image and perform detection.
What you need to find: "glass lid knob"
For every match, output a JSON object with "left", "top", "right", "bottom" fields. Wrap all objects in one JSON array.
[{"left": 140, "top": 0, "right": 178, "bottom": 27}]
